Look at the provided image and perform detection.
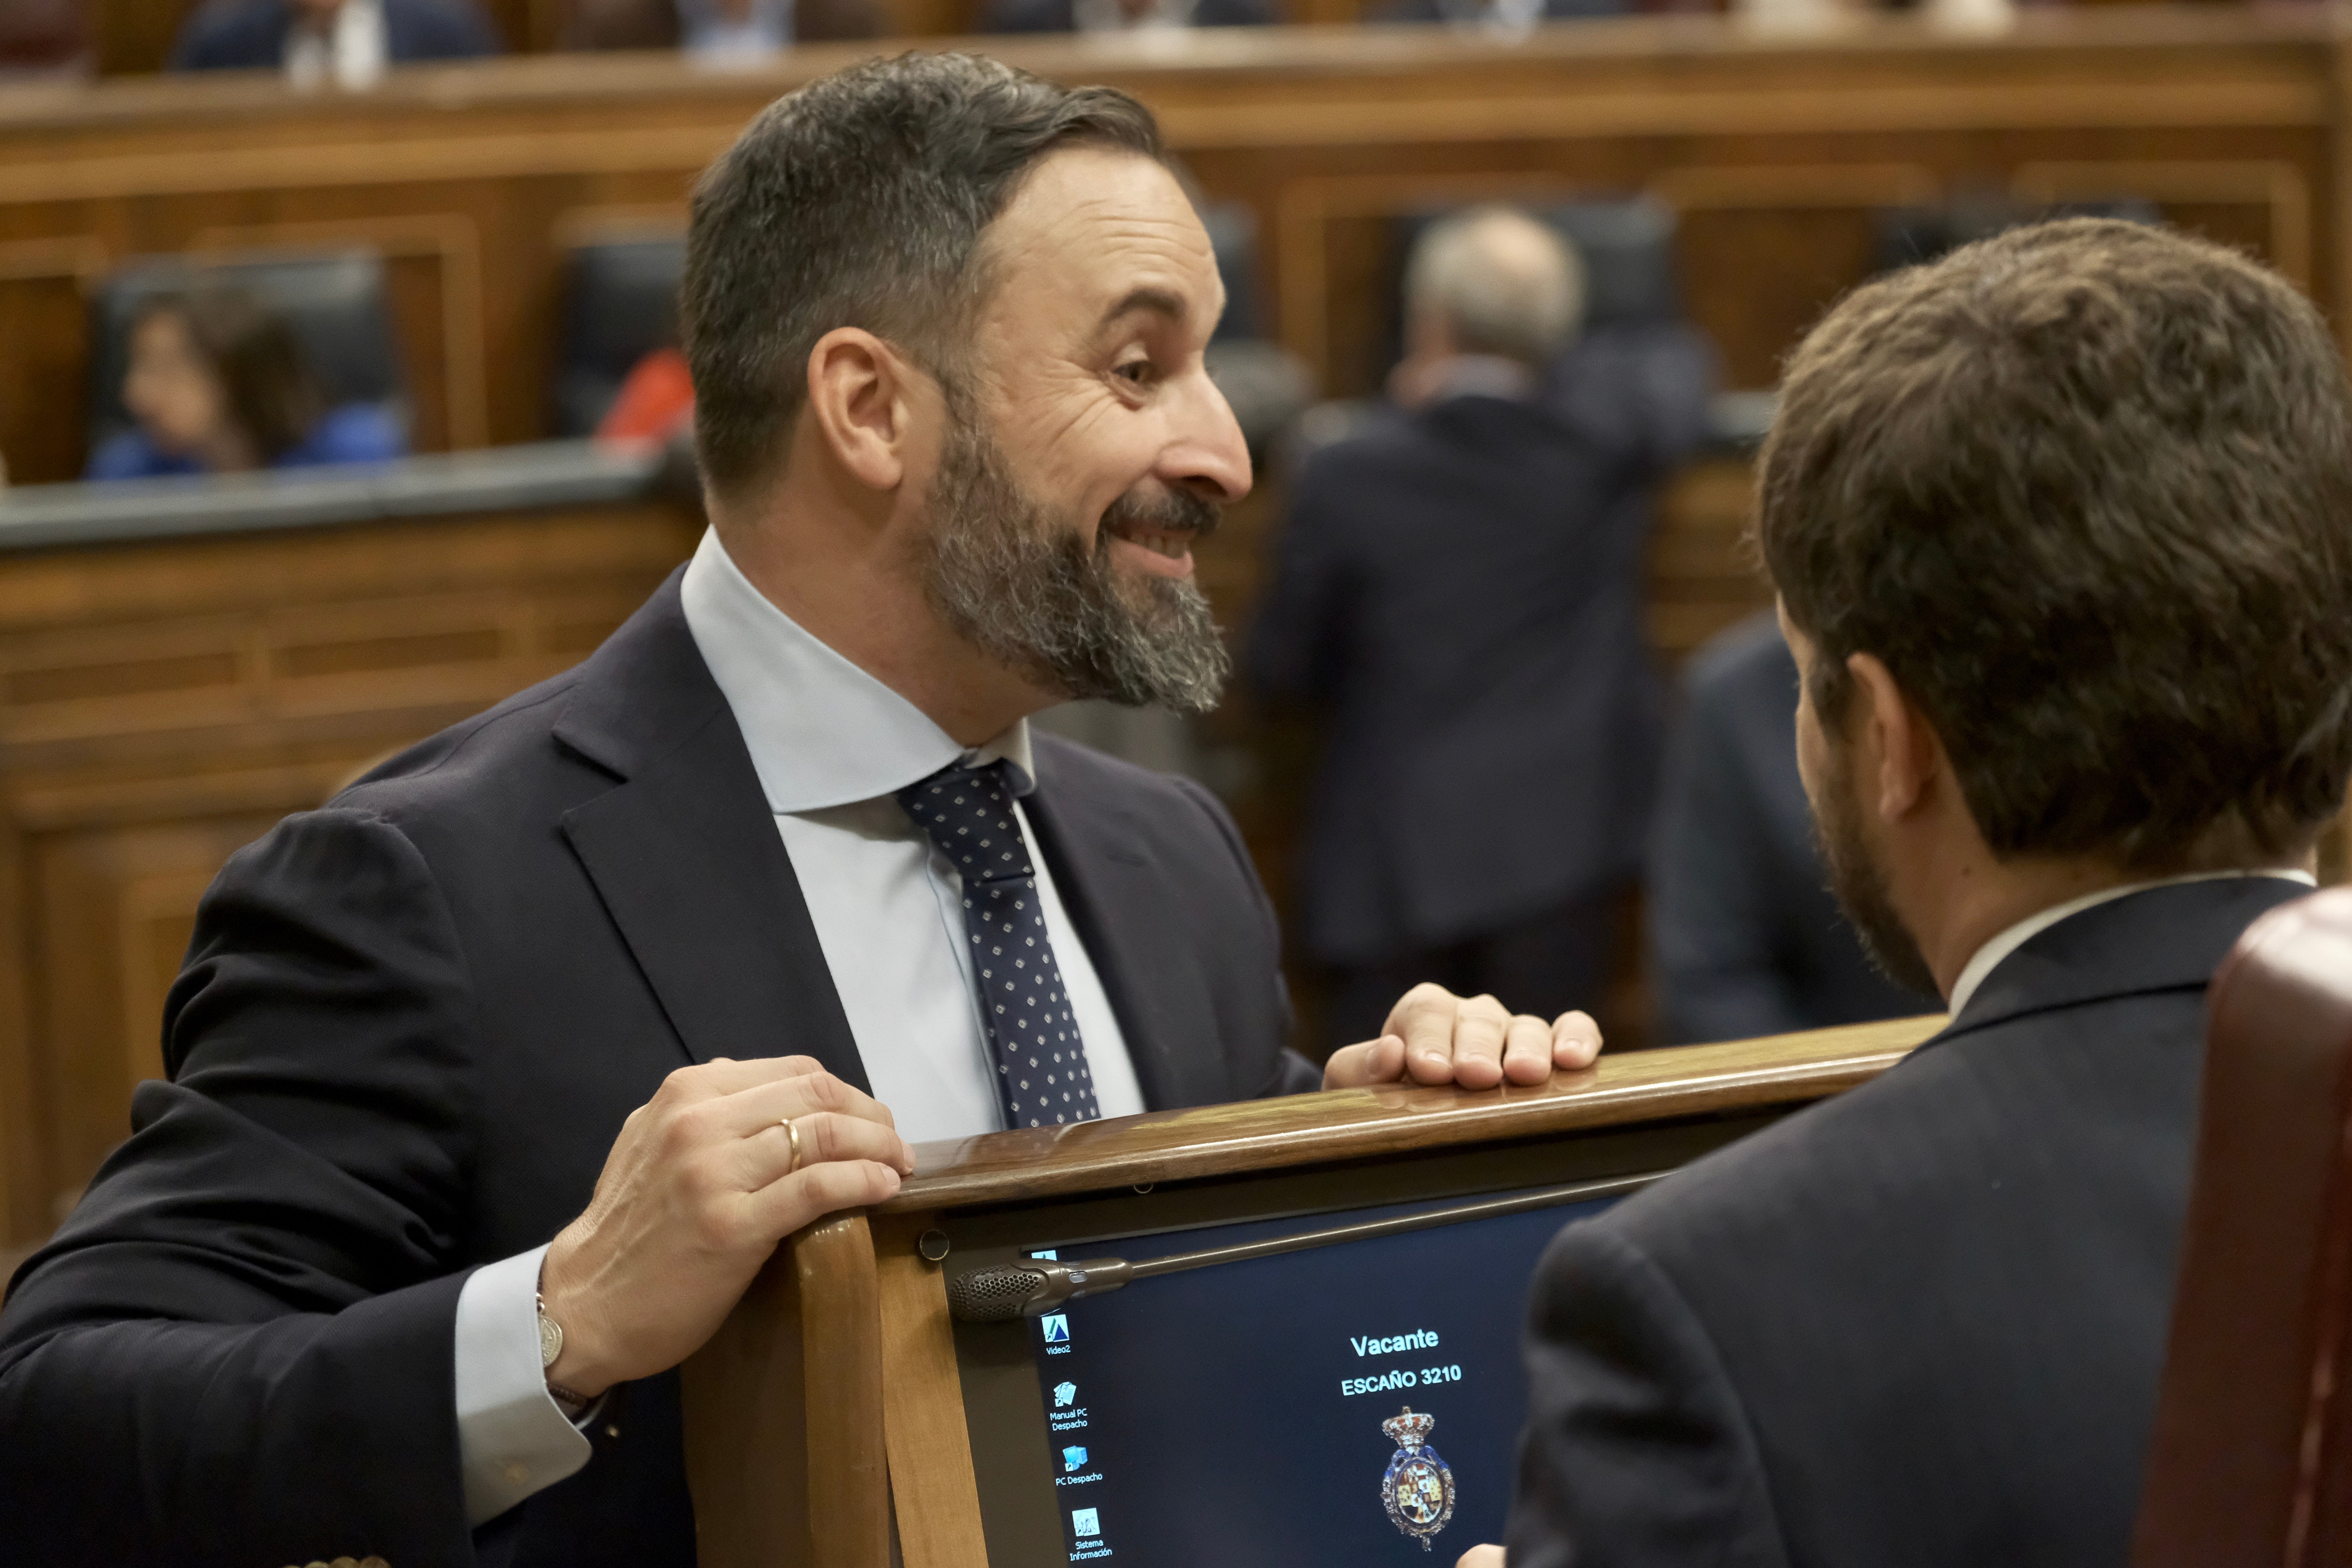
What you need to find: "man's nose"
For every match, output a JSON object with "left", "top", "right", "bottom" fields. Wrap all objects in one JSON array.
[{"left": 1160, "top": 366, "right": 1254, "bottom": 506}]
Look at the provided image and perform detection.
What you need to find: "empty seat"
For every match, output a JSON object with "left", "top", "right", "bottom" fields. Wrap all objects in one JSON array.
[{"left": 555, "top": 235, "right": 686, "bottom": 438}]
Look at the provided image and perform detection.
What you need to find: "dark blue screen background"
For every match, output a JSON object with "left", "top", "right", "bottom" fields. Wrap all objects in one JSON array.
[{"left": 1022, "top": 1192, "right": 1617, "bottom": 1566}]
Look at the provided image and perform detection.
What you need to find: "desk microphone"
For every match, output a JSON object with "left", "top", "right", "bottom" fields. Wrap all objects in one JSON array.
[
  {"left": 943, "top": 1169, "right": 1663, "bottom": 1323},
  {"left": 947, "top": 1257, "right": 1136, "bottom": 1321}
]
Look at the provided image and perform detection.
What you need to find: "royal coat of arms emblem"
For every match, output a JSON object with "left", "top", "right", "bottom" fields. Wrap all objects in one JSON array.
[{"left": 1378, "top": 1406, "right": 1456, "bottom": 1551}]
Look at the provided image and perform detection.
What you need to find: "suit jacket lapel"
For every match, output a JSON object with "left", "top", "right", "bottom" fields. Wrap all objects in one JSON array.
[
  {"left": 551, "top": 571, "right": 869, "bottom": 1092},
  {"left": 1022, "top": 773, "right": 1225, "bottom": 1112}
]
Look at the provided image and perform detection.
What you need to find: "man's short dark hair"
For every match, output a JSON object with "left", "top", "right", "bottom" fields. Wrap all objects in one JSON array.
[
  {"left": 1757, "top": 218, "right": 2352, "bottom": 869},
  {"left": 681, "top": 52, "right": 1164, "bottom": 493}
]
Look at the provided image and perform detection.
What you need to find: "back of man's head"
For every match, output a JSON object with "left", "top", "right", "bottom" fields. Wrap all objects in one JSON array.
[
  {"left": 1405, "top": 206, "right": 1586, "bottom": 368},
  {"left": 1759, "top": 218, "right": 2352, "bottom": 871},
  {"left": 681, "top": 52, "right": 1163, "bottom": 495}
]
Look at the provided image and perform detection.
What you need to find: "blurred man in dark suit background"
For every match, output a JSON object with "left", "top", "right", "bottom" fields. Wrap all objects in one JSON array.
[
  {"left": 563, "top": 0, "right": 887, "bottom": 54},
  {"left": 172, "top": 0, "right": 501, "bottom": 77},
  {"left": 1457, "top": 218, "right": 2352, "bottom": 1568},
  {"left": 1648, "top": 609, "right": 1917, "bottom": 1044},
  {"left": 1250, "top": 205, "right": 1703, "bottom": 1051}
]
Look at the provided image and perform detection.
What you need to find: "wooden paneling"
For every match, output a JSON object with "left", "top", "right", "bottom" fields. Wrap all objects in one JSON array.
[
  {"left": 0, "top": 12, "right": 2340, "bottom": 474},
  {"left": 90, "top": 0, "right": 196, "bottom": 76},
  {"left": 0, "top": 497, "right": 702, "bottom": 1247}
]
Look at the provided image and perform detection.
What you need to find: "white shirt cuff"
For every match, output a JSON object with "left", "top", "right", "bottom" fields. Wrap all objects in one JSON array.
[{"left": 453, "top": 1244, "right": 595, "bottom": 1526}]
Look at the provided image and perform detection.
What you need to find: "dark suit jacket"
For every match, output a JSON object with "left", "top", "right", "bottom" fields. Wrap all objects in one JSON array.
[
  {"left": 1648, "top": 612, "right": 1920, "bottom": 1044},
  {"left": 978, "top": 0, "right": 1274, "bottom": 33},
  {"left": 171, "top": 0, "right": 501, "bottom": 68},
  {"left": 0, "top": 573, "right": 1314, "bottom": 1568},
  {"left": 1248, "top": 358, "right": 1699, "bottom": 965},
  {"left": 1506, "top": 876, "right": 2311, "bottom": 1568},
  {"left": 1372, "top": 0, "right": 1624, "bottom": 23}
]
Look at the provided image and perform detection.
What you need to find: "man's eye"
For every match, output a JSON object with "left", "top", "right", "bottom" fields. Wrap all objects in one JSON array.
[{"left": 1114, "top": 361, "right": 1156, "bottom": 386}]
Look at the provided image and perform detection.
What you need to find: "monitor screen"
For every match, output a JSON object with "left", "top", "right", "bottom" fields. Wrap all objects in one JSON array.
[{"left": 1017, "top": 1190, "right": 1620, "bottom": 1566}]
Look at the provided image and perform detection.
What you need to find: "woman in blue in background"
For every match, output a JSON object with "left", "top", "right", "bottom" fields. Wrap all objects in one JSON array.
[{"left": 86, "top": 285, "right": 404, "bottom": 480}]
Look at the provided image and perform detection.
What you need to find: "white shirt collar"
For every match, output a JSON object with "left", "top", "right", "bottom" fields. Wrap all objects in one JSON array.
[
  {"left": 285, "top": 0, "right": 385, "bottom": 91},
  {"left": 677, "top": 526, "right": 1034, "bottom": 814},
  {"left": 1945, "top": 867, "right": 2318, "bottom": 1019}
]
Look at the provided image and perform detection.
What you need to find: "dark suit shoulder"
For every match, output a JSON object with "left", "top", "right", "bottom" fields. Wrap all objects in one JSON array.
[
  {"left": 171, "top": 0, "right": 286, "bottom": 67},
  {"left": 1600, "top": 990, "right": 2193, "bottom": 1279},
  {"left": 332, "top": 664, "right": 593, "bottom": 821},
  {"left": 1548, "top": 982, "right": 2209, "bottom": 1564}
]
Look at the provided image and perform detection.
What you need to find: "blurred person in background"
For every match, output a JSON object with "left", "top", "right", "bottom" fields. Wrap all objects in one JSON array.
[
  {"left": 1648, "top": 610, "right": 1920, "bottom": 1044},
  {"left": 563, "top": 0, "right": 886, "bottom": 56},
  {"left": 87, "top": 286, "right": 405, "bottom": 481},
  {"left": 1251, "top": 205, "right": 1684, "bottom": 1052},
  {"left": 595, "top": 344, "right": 696, "bottom": 449},
  {"left": 980, "top": 0, "right": 1276, "bottom": 36},
  {"left": 1372, "top": 0, "right": 1624, "bottom": 32},
  {"left": 172, "top": 0, "right": 501, "bottom": 80}
]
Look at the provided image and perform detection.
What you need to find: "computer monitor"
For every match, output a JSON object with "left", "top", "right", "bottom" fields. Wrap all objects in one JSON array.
[{"left": 944, "top": 1111, "right": 1769, "bottom": 1565}]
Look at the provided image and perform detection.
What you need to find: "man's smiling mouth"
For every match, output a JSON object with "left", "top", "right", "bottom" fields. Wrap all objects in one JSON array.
[{"left": 1103, "top": 516, "right": 1195, "bottom": 560}]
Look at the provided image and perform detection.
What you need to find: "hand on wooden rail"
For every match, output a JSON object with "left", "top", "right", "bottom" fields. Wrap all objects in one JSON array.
[
  {"left": 1321, "top": 983, "right": 1604, "bottom": 1093},
  {"left": 536, "top": 1054, "right": 916, "bottom": 1400}
]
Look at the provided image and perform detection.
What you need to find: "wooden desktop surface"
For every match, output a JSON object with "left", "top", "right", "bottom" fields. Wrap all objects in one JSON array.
[
  {"left": 1, "top": 9, "right": 2340, "bottom": 481},
  {"left": 891, "top": 1010, "right": 1945, "bottom": 1211}
]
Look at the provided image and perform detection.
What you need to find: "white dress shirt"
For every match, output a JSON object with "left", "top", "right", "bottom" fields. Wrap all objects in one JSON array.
[
  {"left": 677, "top": 0, "right": 794, "bottom": 60},
  {"left": 450, "top": 527, "right": 1145, "bottom": 1522},
  {"left": 1944, "top": 868, "right": 2318, "bottom": 1020},
  {"left": 283, "top": 0, "right": 386, "bottom": 91}
]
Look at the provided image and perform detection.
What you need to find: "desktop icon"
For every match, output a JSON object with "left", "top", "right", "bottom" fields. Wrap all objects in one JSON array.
[
  {"left": 1062, "top": 1446, "right": 1088, "bottom": 1472},
  {"left": 1053, "top": 1381, "right": 1078, "bottom": 1407},
  {"left": 1041, "top": 1313, "right": 1071, "bottom": 1345},
  {"left": 1071, "top": 1508, "right": 1101, "bottom": 1539}
]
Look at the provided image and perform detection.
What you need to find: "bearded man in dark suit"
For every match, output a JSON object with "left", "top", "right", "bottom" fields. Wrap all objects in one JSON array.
[
  {"left": 0, "top": 54, "right": 1599, "bottom": 1568},
  {"left": 1456, "top": 219, "right": 2352, "bottom": 1566}
]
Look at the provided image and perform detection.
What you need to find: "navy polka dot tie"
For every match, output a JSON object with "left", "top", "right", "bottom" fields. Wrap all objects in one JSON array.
[{"left": 897, "top": 760, "right": 1101, "bottom": 1129}]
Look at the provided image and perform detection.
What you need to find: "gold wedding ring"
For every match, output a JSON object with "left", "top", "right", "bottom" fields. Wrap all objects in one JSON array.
[{"left": 783, "top": 1115, "right": 803, "bottom": 1174}]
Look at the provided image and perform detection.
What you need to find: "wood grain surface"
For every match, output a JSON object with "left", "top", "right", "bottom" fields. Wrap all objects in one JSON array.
[
  {"left": 798, "top": 1214, "right": 890, "bottom": 1568},
  {"left": 875, "top": 1212, "right": 991, "bottom": 1568},
  {"left": 887, "top": 1013, "right": 1947, "bottom": 1214}
]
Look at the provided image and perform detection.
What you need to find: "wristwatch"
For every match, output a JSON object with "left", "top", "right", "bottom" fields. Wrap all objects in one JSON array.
[
  {"left": 536, "top": 1290, "right": 564, "bottom": 1371},
  {"left": 537, "top": 1292, "right": 591, "bottom": 1416}
]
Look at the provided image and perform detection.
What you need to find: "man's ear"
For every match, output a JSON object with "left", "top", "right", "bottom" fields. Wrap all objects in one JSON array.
[
  {"left": 803, "top": 327, "right": 921, "bottom": 493},
  {"left": 1847, "top": 652, "right": 1944, "bottom": 825}
]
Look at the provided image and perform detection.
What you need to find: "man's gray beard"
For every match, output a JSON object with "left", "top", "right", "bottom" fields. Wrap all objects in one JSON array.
[
  {"left": 919, "top": 416, "right": 1232, "bottom": 713},
  {"left": 1813, "top": 746, "right": 1942, "bottom": 997}
]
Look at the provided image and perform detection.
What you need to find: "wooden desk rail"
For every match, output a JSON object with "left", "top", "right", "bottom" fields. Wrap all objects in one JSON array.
[
  {"left": 684, "top": 1013, "right": 1947, "bottom": 1568},
  {"left": 887, "top": 1010, "right": 1944, "bottom": 1211}
]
